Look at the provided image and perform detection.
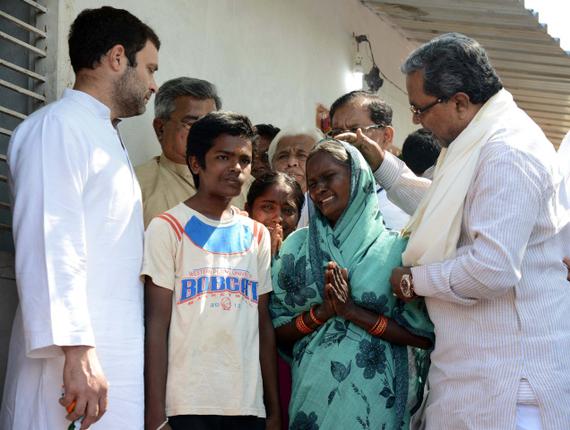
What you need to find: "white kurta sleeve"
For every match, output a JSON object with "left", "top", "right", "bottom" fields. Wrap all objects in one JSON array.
[
  {"left": 373, "top": 151, "right": 431, "bottom": 215},
  {"left": 9, "top": 113, "right": 93, "bottom": 358},
  {"left": 411, "top": 146, "right": 545, "bottom": 304}
]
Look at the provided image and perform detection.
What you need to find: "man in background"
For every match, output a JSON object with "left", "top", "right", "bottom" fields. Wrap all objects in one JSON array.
[
  {"left": 400, "top": 128, "right": 441, "bottom": 179},
  {"left": 252, "top": 123, "right": 280, "bottom": 179},
  {"left": 330, "top": 91, "right": 410, "bottom": 230},
  {"left": 136, "top": 77, "right": 250, "bottom": 227}
]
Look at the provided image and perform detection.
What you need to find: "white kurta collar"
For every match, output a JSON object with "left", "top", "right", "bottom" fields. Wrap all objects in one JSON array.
[{"left": 63, "top": 89, "right": 112, "bottom": 121}]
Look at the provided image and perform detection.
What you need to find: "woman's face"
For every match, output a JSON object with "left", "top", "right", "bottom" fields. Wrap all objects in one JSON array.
[
  {"left": 306, "top": 151, "right": 351, "bottom": 226},
  {"left": 272, "top": 134, "right": 316, "bottom": 192},
  {"left": 250, "top": 182, "right": 300, "bottom": 238}
]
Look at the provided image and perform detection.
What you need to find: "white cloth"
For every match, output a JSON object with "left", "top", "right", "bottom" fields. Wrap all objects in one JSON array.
[
  {"left": 516, "top": 405, "right": 543, "bottom": 430},
  {"left": 374, "top": 97, "right": 570, "bottom": 429},
  {"left": 557, "top": 131, "right": 570, "bottom": 256},
  {"left": 558, "top": 130, "right": 570, "bottom": 178},
  {"left": 402, "top": 89, "right": 514, "bottom": 266},
  {"left": 296, "top": 193, "right": 309, "bottom": 229},
  {"left": 142, "top": 203, "right": 272, "bottom": 417},
  {"left": 376, "top": 187, "right": 409, "bottom": 230},
  {"left": 0, "top": 89, "right": 145, "bottom": 429},
  {"left": 421, "top": 165, "right": 435, "bottom": 180}
]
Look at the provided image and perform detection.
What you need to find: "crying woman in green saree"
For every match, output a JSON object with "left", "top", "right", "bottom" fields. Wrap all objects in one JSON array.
[{"left": 269, "top": 139, "right": 433, "bottom": 430}]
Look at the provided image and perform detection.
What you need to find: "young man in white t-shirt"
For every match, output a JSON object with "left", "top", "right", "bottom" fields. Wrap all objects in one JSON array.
[{"left": 143, "top": 111, "right": 280, "bottom": 430}]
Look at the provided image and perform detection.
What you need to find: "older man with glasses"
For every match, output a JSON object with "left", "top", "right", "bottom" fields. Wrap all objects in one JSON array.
[
  {"left": 136, "top": 77, "right": 250, "bottom": 227},
  {"left": 351, "top": 32, "right": 570, "bottom": 430},
  {"left": 328, "top": 90, "right": 410, "bottom": 230}
]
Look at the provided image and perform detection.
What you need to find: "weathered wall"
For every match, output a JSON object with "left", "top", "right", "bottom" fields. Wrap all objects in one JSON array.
[{"left": 53, "top": 0, "right": 419, "bottom": 164}]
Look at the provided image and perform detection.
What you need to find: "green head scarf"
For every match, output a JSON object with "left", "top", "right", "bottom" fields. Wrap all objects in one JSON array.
[{"left": 270, "top": 139, "right": 433, "bottom": 430}]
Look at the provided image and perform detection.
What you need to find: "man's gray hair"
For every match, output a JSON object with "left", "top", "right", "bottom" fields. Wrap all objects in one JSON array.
[
  {"left": 154, "top": 77, "right": 222, "bottom": 119},
  {"left": 401, "top": 33, "right": 502, "bottom": 104}
]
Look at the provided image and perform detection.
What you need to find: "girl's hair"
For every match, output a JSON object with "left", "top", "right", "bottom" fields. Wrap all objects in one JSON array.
[
  {"left": 307, "top": 139, "right": 350, "bottom": 167},
  {"left": 246, "top": 171, "right": 305, "bottom": 218}
]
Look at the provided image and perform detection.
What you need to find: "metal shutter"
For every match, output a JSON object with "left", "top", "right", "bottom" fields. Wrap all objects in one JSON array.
[{"left": 0, "top": 0, "right": 47, "bottom": 251}]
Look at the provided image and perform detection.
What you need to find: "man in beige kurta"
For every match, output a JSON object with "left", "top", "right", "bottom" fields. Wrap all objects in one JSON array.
[{"left": 136, "top": 77, "right": 249, "bottom": 228}]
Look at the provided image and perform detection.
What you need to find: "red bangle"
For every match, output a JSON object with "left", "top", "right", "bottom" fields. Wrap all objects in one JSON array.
[
  {"left": 295, "top": 314, "right": 314, "bottom": 335},
  {"left": 368, "top": 315, "right": 388, "bottom": 337},
  {"left": 309, "top": 306, "right": 324, "bottom": 326}
]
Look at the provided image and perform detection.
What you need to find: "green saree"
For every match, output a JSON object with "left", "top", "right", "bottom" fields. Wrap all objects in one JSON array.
[{"left": 270, "top": 141, "right": 433, "bottom": 430}]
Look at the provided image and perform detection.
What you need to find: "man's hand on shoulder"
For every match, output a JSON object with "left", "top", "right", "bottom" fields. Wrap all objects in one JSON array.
[
  {"left": 60, "top": 345, "right": 108, "bottom": 429},
  {"left": 334, "top": 128, "right": 385, "bottom": 171}
]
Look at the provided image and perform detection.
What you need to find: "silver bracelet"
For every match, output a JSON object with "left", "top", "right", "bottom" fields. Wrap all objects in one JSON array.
[{"left": 156, "top": 418, "right": 169, "bottom": 430}]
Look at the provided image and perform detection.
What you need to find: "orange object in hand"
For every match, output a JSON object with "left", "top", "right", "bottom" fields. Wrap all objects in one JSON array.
[{"left": 66, "top": 400, "right": 76, "bottom": 414}]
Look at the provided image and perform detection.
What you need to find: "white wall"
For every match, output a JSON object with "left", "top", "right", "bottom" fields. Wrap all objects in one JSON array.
[{"left": 54, "top": 0, "right": 419, "bottom": 165}]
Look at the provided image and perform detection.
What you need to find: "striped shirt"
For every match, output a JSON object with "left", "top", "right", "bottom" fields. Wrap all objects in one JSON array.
[{"left": 374, "top": 111, "right": 570, "bottom": 429}]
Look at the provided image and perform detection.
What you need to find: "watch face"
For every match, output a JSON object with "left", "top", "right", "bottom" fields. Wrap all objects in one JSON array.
[{"left": 400, "top": 274, "right": 414, "bottom": 298}]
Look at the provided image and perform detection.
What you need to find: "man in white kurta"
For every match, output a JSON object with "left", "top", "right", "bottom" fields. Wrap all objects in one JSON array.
[
  {"left": 1, "top": 89, "right": 144, "bottom": 429},
  {"left": 557, "top": 131, "right": 570, "bottom": 263},
  {"left": 0, "top": 7, "right": 159, "bottom": 429},
  {"left": 350, "top": 33, "right": 570, "bottom": 430}
]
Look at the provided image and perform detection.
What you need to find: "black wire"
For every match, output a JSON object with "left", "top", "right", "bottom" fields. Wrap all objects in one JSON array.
[
  {"left": 354, "top": 34, "right": 377, "bottom": 67},
  {"left": 365, "top": 39, "right": 376, "bottom": 66}
]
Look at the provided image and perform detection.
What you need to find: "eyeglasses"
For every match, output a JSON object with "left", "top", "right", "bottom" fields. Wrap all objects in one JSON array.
[
  {"left": 326, "top": 123, "right": 386, "bottom": 138},
  {"left": 409, "top": 98, "right": 444, "bottom": 116}
]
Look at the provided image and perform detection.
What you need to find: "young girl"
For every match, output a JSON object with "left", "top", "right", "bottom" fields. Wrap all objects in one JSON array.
[
  {"left": 246, "top": 172, "right": 304, "bottom": 256},
  {"left": 246, "top": 171, "right": 304, "bottom": 430}
]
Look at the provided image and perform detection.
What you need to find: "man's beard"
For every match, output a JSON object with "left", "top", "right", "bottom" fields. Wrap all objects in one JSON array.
[{"left": 113, "top": 67, "right": 147, "bottom": 118}]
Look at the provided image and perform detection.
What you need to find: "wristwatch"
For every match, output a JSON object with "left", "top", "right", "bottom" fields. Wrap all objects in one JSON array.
[{"left": 400, "top": 273, "right": 416, "bottom": 299}]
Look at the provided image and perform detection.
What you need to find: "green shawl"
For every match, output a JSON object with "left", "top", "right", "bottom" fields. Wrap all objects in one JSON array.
[{"left": 270, "top": 140, "right": 433, "bottom": 430}]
